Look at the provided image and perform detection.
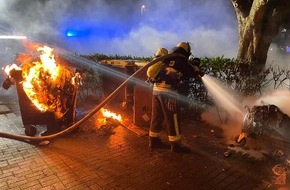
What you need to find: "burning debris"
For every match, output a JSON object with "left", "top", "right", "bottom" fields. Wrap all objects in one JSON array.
[
  {"left": 79, "top": 108, "right": 122, "bottom": 137},
  {"left": 2, "top": 42, "right": 80, "bottom": 136},
  {"left": 236, "top": 104, "right": 290, "bottom": 147}
]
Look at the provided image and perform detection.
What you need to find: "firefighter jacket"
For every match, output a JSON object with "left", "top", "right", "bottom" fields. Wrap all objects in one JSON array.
[{"left": 153, "top": 48, "right": 199, "bottom": 91}]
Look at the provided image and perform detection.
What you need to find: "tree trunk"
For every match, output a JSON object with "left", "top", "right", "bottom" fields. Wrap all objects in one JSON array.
[{"left": 231, "top": 0, "right": 290, "bottom": 72}]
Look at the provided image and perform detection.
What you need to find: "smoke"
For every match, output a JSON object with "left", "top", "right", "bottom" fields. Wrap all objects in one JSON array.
[
  {"left": 255, "top": 89, "right": 290, "bottom": 117},
  {"left": 266, "top": 43, "right": 290, "bottom": 69},
  {"left": 201, "top": 78, "right": 290, "bottom": 144},
  {"left": 201, "top": 107, "right": 244, "bottom": 143},
  {"left": 0, "top": 0, "right": 238, "bottom": 58}
]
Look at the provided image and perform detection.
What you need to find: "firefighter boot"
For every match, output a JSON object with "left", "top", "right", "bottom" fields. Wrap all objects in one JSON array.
[
  {"left": 170, "top": 141, "right": 191, "bottom": 153},
  {"left": 149, "top": 137, "right": 163, "bottom": 149}
]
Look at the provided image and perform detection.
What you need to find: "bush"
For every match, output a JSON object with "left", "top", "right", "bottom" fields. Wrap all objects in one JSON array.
[{"left": 81, "top": 53, "right": 288, "bottom": 109}]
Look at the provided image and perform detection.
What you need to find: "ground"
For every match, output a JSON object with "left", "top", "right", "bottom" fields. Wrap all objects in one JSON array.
[{"left": 0, "top": 93, "right": 290, "bottom": 189}]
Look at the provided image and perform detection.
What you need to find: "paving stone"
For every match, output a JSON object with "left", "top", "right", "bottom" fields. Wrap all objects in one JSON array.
[
  {"left": 0, "top": 105, "right": 11, "bottom": 114},
  {"left": 1, "top": 109, "right": 290, "bottom": 190}
]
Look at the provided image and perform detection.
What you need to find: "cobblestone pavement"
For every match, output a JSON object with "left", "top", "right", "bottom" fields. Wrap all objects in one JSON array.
[{"left": 0, "top": 100, "right": 290, "bottom": 190}]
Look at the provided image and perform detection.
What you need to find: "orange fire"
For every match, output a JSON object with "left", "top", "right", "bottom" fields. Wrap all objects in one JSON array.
[
  {"left": 101, "top": 108, "right": 122, "bottom": 121},
  {"left": 98, "top": 108, "right": 122, "bottom": 125},
  {"left": 21, "top": 45, "right": 62, "bottom": 112},
  {"left": 3, "top": 64, "right": 21, "bottom": 74},
  {"left": 5, "top": 42, "right": 77, "bottom": 118}
]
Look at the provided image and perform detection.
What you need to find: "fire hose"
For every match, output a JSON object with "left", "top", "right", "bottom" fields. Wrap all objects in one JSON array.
[{"left": 0, "top": 53, "right": 181, "bottom": 144}]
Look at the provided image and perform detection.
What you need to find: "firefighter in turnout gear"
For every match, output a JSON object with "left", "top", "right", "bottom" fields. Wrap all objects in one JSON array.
[
  {"left": 178, "top": 57, "right": 204, "bottom": 115},
  {"left": 148, "top": 42, "right": 203, "bottom": 153}
]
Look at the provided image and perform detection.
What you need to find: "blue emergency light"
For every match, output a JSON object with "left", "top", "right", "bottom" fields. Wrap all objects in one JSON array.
[{"left": 66, "top": 30, "right": 77, "bottom": 37}]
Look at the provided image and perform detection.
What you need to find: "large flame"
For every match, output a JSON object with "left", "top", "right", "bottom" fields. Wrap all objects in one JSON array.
[
  {"left": 21, "top": 45, "right": 61, "bottom": 112},
  {"left": 5, "top": 42, "right": 76, "bottom": 118}
]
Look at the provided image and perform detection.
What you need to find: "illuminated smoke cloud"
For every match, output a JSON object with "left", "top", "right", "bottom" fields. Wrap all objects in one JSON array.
[{"left": 0, "top": 0, "right": 238, "bottom": 58}]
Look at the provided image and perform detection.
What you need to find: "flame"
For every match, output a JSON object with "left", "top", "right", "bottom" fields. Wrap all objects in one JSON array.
[
  {"left": 100, "top": 108, "right": 122, "bottom": 122},
  {"left": 3, "top": 42, "right": 77, "bottom": 118},
  {"left": 21, "top": 45, "right": 62, "bottom": 112},
  {"left": 71, "top": 72, "right": 83, "bottom": 86},
  {"left": 3, "top": 64, "right": 21, "bottom": 75}
]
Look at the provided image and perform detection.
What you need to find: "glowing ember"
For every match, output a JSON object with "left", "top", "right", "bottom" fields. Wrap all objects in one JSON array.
[{"left": 101, "top": 108, "right": 122, "bottom": 122}]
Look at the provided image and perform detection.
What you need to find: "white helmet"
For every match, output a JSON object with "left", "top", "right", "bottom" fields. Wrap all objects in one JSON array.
[
  {"left": 176, "top": 41, "right": 191, "bottom": 54},
  {"left": 154, "top": 47, "right": 168, "bottom": 58}
]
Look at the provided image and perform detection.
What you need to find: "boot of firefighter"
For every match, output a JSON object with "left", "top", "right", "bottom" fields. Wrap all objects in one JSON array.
[
  {"left": 149, "top": 137, "right": 164, "bottom": 149},
  {"left": 170, "top": 141, "right": 191, "bottom": 153}
]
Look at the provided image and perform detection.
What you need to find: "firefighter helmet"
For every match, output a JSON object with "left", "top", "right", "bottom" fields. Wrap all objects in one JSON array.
[
  {"left": 154, "top": 47, "right": 168, "bottom": 58},
  {"left": 147, "top": 47, "right": 168, "bottom": 79},
  {"left": 176, "top": 41, "right": 191, "bottom": 54}
]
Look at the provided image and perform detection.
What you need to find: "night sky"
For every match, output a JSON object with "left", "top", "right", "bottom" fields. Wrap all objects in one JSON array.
[{"left": 0, "top": 0, "right": 238, "bottom": 58}]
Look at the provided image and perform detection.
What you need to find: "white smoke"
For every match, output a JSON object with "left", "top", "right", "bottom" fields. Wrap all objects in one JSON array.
[
  {"left": 0, "top": 0, "right": 238, "bottom": 58},
  {"left": 255, "top": 89, "right": 290, "bottom": 117}
]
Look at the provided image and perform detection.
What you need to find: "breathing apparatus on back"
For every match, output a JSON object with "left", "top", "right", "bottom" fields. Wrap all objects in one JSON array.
[{"left": 146, "top": 47, "right": 168, "bottom": 81}]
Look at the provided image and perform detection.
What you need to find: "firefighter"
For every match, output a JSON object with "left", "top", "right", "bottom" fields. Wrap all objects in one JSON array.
[
  {"left": 146, "top": 47, "right": 168, "bottom": 83},
  {"left": 148, "top": 42, "right": 202, "bottom": 153},
  {"left": 178, "top": 57, "right": 202, "bottom": 110},
  {"left": 178, "top": 57, "right": 204, "bottom": 120}
]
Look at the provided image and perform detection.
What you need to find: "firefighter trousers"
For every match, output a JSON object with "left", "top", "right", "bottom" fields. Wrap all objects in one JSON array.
[{"left": 149, "top": 89, "right": 182, "bottom": 142}]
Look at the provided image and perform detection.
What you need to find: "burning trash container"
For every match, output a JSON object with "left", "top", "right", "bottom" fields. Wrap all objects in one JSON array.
[
  {"left": 236, "top": 104, "right": 290, "bottom": 146},
  {"left": 2, "top": 44, "right": 78, "bottom": 136}
]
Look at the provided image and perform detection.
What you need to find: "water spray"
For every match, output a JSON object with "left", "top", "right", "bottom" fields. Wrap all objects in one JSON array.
[{"left": 201, "top": 74, "right": 244, "bottom": 116}]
